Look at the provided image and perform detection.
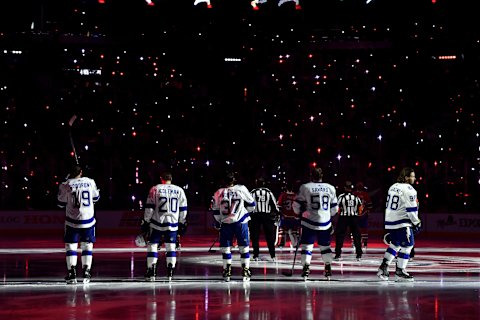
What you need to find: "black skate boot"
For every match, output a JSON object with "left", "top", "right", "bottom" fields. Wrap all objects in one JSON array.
[
  {"left": 324, "top": 263, "right": 332, "bottom": 280},
  {"left": 395, "top": 266, "right": 414, "bottom": 282},
  {"left": 82, "top": 265, "right": 92, "bottom": 284},
  {"left": 222, "top": 264, "right": 232, "bottom": 282},
  {"left": 377, "top": 260, "right": 389, "bottom": 281},
  {"left": 241, "top": 265, "right": 251, "bottom": 282},
  {"left": 65, "top": 266, "right": 77, "bottom": 284},
  {"left": 301, "top": 264, "right": 310, "bottom": 281},
  {"left": 145, "top": 263, "right": 157, "bottom": 282},
  {"left": 167, "top": 263, "right": 175, "bottom": 282}
]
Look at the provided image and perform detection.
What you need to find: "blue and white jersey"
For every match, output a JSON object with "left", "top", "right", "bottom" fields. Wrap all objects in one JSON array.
[
  {"left": 144, "top": 183, "right": 188, "bottom": 232},
  {"left": 57, "top": 177, "right": 100, "bottom": 229},
  {"left": 212, "top": 185, "right": 256, "bottom": 225},
  {"left": 293, "top": 182, "right": 338, "bottom": 231},
  {"left": 385, "top": 182, "right": 420, "bottom": 230}
]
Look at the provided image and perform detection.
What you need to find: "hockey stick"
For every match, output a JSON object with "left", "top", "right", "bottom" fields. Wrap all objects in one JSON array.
[
  {"left": 68, "top": 115, "right": 79, "bottom": 165},
  {"left": 207, "top": 232, "right": 220, "bottom": 253},
  {"left": 282, "top": 236, "right": 301, "bottom": 277}
]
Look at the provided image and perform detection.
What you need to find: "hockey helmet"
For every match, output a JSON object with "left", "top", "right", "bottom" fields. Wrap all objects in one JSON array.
[{"left": 135, "top": 234, "right": 147, "bottom": 247}]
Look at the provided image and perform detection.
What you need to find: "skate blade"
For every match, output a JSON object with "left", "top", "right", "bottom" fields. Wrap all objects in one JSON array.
[
  {"left": 242, "top": 277, "right": 250, "bottom": 282},
  {"left": 83, "top": 279, "right": 90, "bottom": 284},
  {"left": 66, "top": 279, "right": 77, "bottom": 284},
  {"left": 395, "top": 276, "right": 414, "bottom": 282},
  {"left": 224, "top": 277, "right": 231, "bottom": 282},
  {"left": 377, "top": 274, "right": 389, "bottom": 281}
]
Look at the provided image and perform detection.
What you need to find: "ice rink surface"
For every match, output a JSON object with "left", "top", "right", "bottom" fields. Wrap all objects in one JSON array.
[{"left": 1, "top": 235, "right": 479, "bottom": 319}]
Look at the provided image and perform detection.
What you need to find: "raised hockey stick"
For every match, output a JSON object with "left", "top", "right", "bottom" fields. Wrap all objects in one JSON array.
[
  {"left": 282, "top": 237, "right": 301, "bottom": 277},
  {"left": 68, "top": 115, "right": 79, "bottom": 165},
  {"left": 207, "top": 232, "right": 220, "bottom": 253}
]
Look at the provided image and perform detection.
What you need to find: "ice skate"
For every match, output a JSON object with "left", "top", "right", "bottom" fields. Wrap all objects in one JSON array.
[
  {"left": 242, "top": 267, "right": 251, "bottom": 282},
  {"left": 377, "top": 261, "right": 389, "bottom": 281},
  {"left": 222, "top": 264, "right": 232, "bottom": 282},
  {"left": 395, "top": 267, "right": 414, "bottom": 282},
  {"left": 82, "top": 266, "right": 91, "bottom": 284},
  {"left": 324, "top": 263, "right": 332, "bottom": 280},
  {"left": 301, "top": 264, "right": 310, "bottom": 281},
  {"left": 145, "top": 263, "right": 157, "bottom": 282},
  {"left": 65, "top": 266, "right": 77, "bottom": 284},
  {"left": 167, "top": 263, "right": 175, "bottom": 282}
]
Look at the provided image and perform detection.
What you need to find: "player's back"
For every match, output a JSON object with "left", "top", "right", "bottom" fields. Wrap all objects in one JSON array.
[
  {"left": 149, "top": 183, "right": 186, "bottom": 216},
  {"left": 63, "top": 176, "right": 99, "bottom": 224},
  {"left": 301, "top": 182, "right": 336, "bottom": 214},
  {"left": 385, "top": 182, "right": 417, "bottom": 229},
  {"left": 278, "top": 191, "right": 296, "bottom": 219},
  {"left": 212, "top": 185, "right": 254, "bottom": 224}
]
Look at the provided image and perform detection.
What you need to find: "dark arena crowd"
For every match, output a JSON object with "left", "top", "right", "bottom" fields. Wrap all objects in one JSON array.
[{"left": 0, "top": 0, "right": 478, "bottom": 213}]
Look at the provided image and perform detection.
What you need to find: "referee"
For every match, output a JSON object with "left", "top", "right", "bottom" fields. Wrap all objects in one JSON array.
[
  {"left": 334, "top": 181, "right": 364, "bottom": 261},
  {"left": 250, "top": 177, "right": 280, "bottom": 261}
]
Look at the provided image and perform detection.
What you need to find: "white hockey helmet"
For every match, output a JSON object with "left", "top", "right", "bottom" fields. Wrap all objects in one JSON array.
[{"left": 135, "top": 234, "right": 147, "bottom": 247}]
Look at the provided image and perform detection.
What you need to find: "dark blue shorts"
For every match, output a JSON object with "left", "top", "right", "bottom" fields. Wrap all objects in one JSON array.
[
  {"left": 148, "top": 229, "right": 177, "bottom": 245},
  {"left": 220, "top": 222, "right": 250, "bottom": 247},
  {"left": 300, "top": 227, "right": 331, "bottom": 247},
  {"left": 64, "top": 225, "right": 96, "bottom": 243},
  {"left": 388, "top": 227, "right": 415, "bottom": 247}
]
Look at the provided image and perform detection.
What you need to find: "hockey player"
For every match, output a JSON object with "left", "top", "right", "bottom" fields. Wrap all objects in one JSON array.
[
  {"left": 377, "top": 167, "right": 421, "bottom": 282},
  {"left": 276, "top": 181, "right": 300, "bottom": 249},
  {"left": 211, "top": 171, "right": 256, "bottom": 282},
  {"left": 57, "top": 165, "right": 100, "bottom": 284},
  {"left": 143, "top": 172, "right": 188, "bottom": 282},
  {"left": 293, "top": 168, "right": 338, "bottom": 280}
]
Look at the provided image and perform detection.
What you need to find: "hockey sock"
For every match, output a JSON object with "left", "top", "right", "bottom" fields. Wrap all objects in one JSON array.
[
  {"left": 239, "top": 246, "right": 250, "bottom": 269},
  {"left": 65, "top": 243, "right": 78, "bottom": 269},
  {"left": 147, "top": 243, "right": 159, "bottom": 267},
  {"left": 301, "top": 244, "right": 313, "bottom": 265},
  {"left": 80, "top": 242, "right": 93, "bottom": 269},
  {"left": 221, "top": 247, "right": 232, "bottom": 268},
  {"left": 165, "top": 243, "right": 177, "bottom": 268}
]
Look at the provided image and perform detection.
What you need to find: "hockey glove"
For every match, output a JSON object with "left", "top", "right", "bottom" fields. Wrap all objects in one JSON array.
[
  {"left": 328, "top": 226, "right": 334, "bottom": 235},
  {"left": 412, "top": 222, "right": 422, "bottom": 235},
  {"left": 274, "top": 215, "right": 281, "bottom": 227},
  {"left": 178, "top": 222, "right": 188, "bottom": 236},
  {"left": 140, "top": 219, "right": 150, "bottom": 234},
  {"left": 213, "top": 221, "right": 221, "bottom": 231}
]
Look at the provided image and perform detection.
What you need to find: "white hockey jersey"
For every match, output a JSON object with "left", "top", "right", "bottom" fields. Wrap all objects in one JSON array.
[
  {"left": 144, "top": 183, "right": 188, "bottom": 232},
  {"left": 57, "top": 177, "right": 100, "bottom": 228},
  {"left": 293, "top": 182, "right": 338, "bottom": 231},
  {"left": 212, "top": 185, "right": 256, "bottom": 225},
  {"left": 384, "top": 182, "right": 420, "bottom": 230}
]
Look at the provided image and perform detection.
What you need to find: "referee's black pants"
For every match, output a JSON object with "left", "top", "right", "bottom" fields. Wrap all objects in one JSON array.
[
  {"left": 249, "top": 214, "right": 276, "bottom": 259},
  {"left": 335, "top": 215, "right": 362, "bottom": 256}
]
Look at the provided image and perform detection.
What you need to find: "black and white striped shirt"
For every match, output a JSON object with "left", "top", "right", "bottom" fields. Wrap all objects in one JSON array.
[
  {"left": 338, "top": 192, "right": 362, "bottom": 216},
  {"left": 250, "top": 187, "right": 279, "bottom": 214}
]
